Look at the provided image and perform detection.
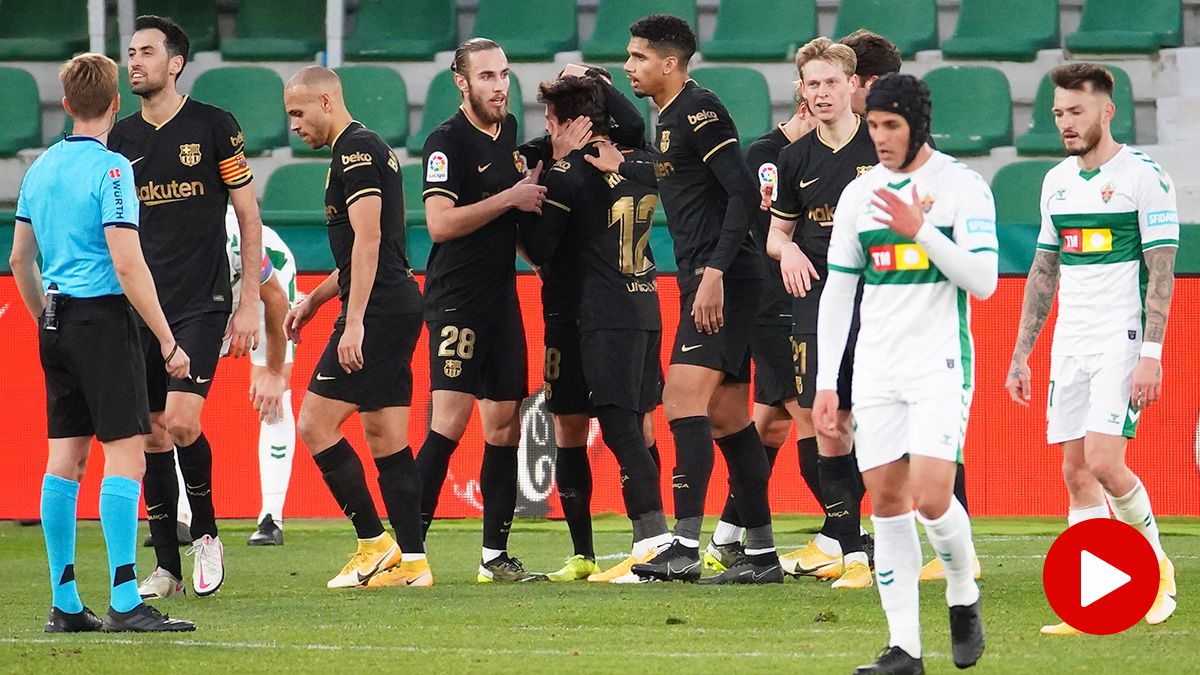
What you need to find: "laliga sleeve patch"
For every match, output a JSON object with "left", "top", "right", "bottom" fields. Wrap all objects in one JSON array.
[
  {"left": 758, "top": 162, "right": 778, "bottom": 202},
  {"left": 427, "top": 151, "right": 449, "bottom": 182}
]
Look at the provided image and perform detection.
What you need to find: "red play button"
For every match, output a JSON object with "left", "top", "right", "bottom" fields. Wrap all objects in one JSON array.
[{"left": 1042, "top": 519, "right": 1160, "bottom": 635}]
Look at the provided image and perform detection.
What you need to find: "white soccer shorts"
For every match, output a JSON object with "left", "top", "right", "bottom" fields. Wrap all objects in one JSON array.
[
  {"left": 1046, "top": 347, "right": 1140, "bottom": 443},
  {"left": 851, "top": 383, "right": 972, "bottom": 473}
]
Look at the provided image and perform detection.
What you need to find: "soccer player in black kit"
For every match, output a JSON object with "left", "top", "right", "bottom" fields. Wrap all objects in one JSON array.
[
  {"left": 523, "top": 75, "right": 674, "bottom": 584},
  {"left": 417, "top": 38, "right": 548, "bottom": 583},
  {"left": 282, "top": 66, "right": 430, "bottom": 589},
  {"left": 590, "top": 14, "right": 780, "bottom": 584},
  {"left": 109, "top": 15, "right": 264, "bottom": 600}
]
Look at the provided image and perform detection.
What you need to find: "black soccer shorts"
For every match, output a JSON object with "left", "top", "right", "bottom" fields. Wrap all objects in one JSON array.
[
  {"left": 142, "top": 310, "right": 228, "bottom": 411},
  {"left": 792, "top": 331, "right": 855, "bottom": 410},
  {"left": 581, "top": 328, "right": 662, "bottom": 414},
  {"left": 543, "top": 321, "right": 590, "bottom": 416},
  {"left": 669, "top": 275, "right": 758, "bottom": 384},
  {"left": 426, "top": 295, "right": 528, "bottom": 402},
  {"left": 308, "top": 312, "right": 423, "bottom": 412},
  {"left": 751, "top": 323, "right": 798, "bottom": 407}
]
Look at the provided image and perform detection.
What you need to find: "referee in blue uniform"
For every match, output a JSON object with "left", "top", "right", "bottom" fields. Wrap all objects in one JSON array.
[{"left": 9, "top": 53, "right": 195, "bottom": 633}]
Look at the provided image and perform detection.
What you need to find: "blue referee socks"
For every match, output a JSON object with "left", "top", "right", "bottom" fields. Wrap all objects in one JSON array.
[
  {"left": 99, "top": 476, "right": 142, "bottom": 613},
  {"left": 41, "top": 474, "right": 83, "bottom": 614}
]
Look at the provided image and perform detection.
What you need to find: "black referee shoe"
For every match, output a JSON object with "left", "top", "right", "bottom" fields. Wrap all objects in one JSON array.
[
  {"left": 853, "top": 646, "right": 924, "bottom": 675},
  {"left": 631, "top": 541, "right": 701, "bottom": 582},
  {"left": 142, "top": 521, "right": 192, "bottom": 548},
  {"left": 44, "top": 606, "right": 102, "bottom": 633},
  {"left": 101, "top": 603, "right": 196, "bottom": 632},
  {"left": 697, "top": 552, "right": 783, "bottom": 585},
  {"left": 247, "top": 514, "right": 283, "bottom": 546},
  {"left": 949, "top": 599, "right": 985, "bottom": 668}
]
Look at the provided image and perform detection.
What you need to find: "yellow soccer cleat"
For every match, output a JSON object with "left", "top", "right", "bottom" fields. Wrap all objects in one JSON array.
[
  {"left": 780, "top": 541, "right": 841, "bottom": 578},
  {"left": 547, "top": 555, "right": 600, "bottom": 582},
  {"left": 1145, "top": 557, "right": 1177, "bottom": 625},
  {"left": 327, "top": 534, "right": 401, "bottom": 589},
  {"left": 366, "top": 558, "right": 434, "bottom": 588},
  {"left": 919, "top": 555, "right": 983, "bottom": 582},
  {"left": 588, "top": 550, "right": 654, "bottom": 583},
  {"left": 831, "top": 560, "right": 874, "bottom": 589},
  {"left": 1040, "top": 621, "right": 1084, "bottom": 636}
]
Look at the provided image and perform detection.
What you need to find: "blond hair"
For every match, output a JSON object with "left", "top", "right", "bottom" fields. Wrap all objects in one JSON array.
[
  {"left": 60, "top": 53, "right": 118, "bottom": 121},
  {"left": 795, "top": 37, "right": 857, "bottom": 81}
]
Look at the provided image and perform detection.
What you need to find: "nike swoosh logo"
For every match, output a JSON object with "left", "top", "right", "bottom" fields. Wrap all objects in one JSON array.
[
  {"left": 147, "top": 504, "right": 161, "bottom": 511},
  {"left": 799, "top": 177, "right": 820, "bottom": 188},
  {"left": 356, "top": 571, "right": 372, "bottom": 585},
  {"left": 824, "top": 501, "right": 844, "bottom": 510},
  {"left": 681, "top": 344, "right": 702, "bottom": 352},
  {"left": 131, "top": 157, "right": 144, "bottom": 165},
  {"left": 316, "top": 374, "right": 336, "bottom": 381},
  {"left": 752, "top": 566, "right": 780, "bottom": 581},
  {"left": 477, "top": 163, "right": 492, "bottom": 172},
  {"left": 194, "top": 376, "right": 211, "bottom": 384},
  {"left": 668, "top": 560, "right": 700, "bottom": 575}
]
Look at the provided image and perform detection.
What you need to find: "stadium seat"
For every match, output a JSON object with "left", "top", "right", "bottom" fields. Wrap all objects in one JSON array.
[
  {"left": 474, "top": 0, "right": 577, "bottom": 61},
  {"left": 345, "top": 0, "right": 457, "bottom": 61},
  {"left": 691, "top": 67, "right": 771, "bottom": 148},
  {"left": 701, "top": 0, "right": 816, "bottom": 61},
  {"left": 221, "top": 0, "right": 325, "bottom": 61},
  {"left": 833, "top": 0, "right": 938, "bottom": 58},
  {"left": 261, "top": 163, "right": 330, "bottom": 228},
  {"left": 190, "top": 67, "right": 287, "bottom": 156},
  {"left": 941, "top": 0, "right": 1059, "bottom": 62},
  {"left": 0, "top": 68, "right": 40, "bottom": 155},
  {"left": 1016, "top": 67, "right": 1135, "bottom": 156},
  {"left": 923, "top": 66, "right": 1012, "bottom": 156},
  {"left": 406, "top": 70, "right": 524, "bottom": 155},
  {"left": 1065, "top": 0, "right": 1181, "bottom": 54},
  {"left": 0, "top": 0, "right": 88, "bottom": 61},
  {"left": 581, "top": 0, "right": 698, "bottom": 62},
  {"left": 63, "top": 69, "right": 141, "bottom": 136},
  {"left": 137, "top": 0, "right": 218, "bottom": 52},
  {"left": 401, "top": 163, "right": 426, "bottom": 229},
  {"left": 291, "top": 66, "right": 409, "bottom": 158},
  {"left": 992, "top": 160, "right": 1059, "bottom": 227}
]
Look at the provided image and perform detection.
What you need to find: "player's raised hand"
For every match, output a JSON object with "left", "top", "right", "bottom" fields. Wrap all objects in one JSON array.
[
  {"left": 161, "top": 342, "right": 191, "bottom": 381},
  {"left": 872, "top": 184, "right": 924, "bottom": 239},
  {"left": 692, "top": 267, "right": 725, "bottom": 334},
  {"left": 509, "top": 161, "right": 547, "bottom": 214},
  {"left": 284, "top": 297, "right": 317, "bottom": 344},
  {"left": 583, "top": 140, "right": 624, "bottom": 174},
  {"left": 551, "top": 116, "right": 592, "bottom": 160},
  {"left": 812, "top": 390, "right": 841, "bottom": 439},
  {"left": 1005, "top": 356, "right": 1032, "bottom": 407},
  {"left": 225, "top": 303, "right": 260, "bottom": 358},
  {"left": 1130, "top": 356, "right": 1163, "bottom": 410},
  {"left": 759, "top": 183, "right": 774, "bottom": 211},
  {"left": 337, "top": 319, "right": 365, "bottom": 373},
  {"left": 779, "top": 241, "right": 819, "bottom": 297}
]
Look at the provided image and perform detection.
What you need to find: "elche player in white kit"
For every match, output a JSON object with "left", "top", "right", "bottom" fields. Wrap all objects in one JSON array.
[
  {"left": 813, "top": 74, "right": 995, "bottom": 674},
  {"left": 1006, "top": 63, "right": 1178, "bottom": 636}
]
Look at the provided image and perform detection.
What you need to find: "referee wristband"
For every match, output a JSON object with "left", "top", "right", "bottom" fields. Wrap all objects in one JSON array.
[{"left": 1140, "top": 341, "right": 1163, "bottom": 360}]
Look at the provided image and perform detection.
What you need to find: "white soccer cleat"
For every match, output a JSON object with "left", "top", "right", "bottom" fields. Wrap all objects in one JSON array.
[
  {"left": 188, "top": 534, "right": 225, "bottom": 596},
  {"left": 137, "top": 567, "right": 185, "bottom": 600}
]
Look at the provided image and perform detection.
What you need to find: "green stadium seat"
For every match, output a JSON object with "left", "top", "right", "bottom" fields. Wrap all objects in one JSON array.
[
  {"left": 0, "top": 0, "right": 88, "bottom": 61},
  {"left": 474, "top": 0, "right": 576, "bottom": 61},
  {"left": 0, "top": 68, "right": 40, "bottom": 155},
  {"left": 691, "top": 67, "right": 771, "bottom": 148},
  {"left": 941, "top": 0, "right": 1059, "bottom": 62},
  {"left": 401, "top": 163, "right": 426, "bottom": 228},
  {"left": 1016, "top": 67, "right": 1135, "bottom": 156},
  {"left": 261, "top": 163, "right": 329, "bottom": 228},
  {"left": 992, "top": 160, "right": 1059, "bottom": 227},
  {"left": 834, "top": 0, "right": 938, "bottom": 59},
  {"left": 923, "top": 66, "right": 1012, "bottom": 156},
  {"left": 291, "top": 66, "right": 409, "bottom": 158},
  {"left": 1065, "top": 0, "right": 1181, "bottom": 54},
  {"left": 610, "top": 75, "right": 650, "bottom": 144},
  {"left": 345, "top": 0, "right": 457, "bottom": 61},
  {"left": 190, "top": 67, "right": 287, "bottom": 155},
  {"left": 64, "top": 69, "right": 140, "bottom": 137},
  {"left": 137, "top": 0, "right": 219, "bottom": 52},
  {"left": 701, "top": 0, "right": 816, "bottom": 62},
  {"left": 581, "top": 0, "right": 697, "bottom": 63},
  {"left": 221, "top": 0, "right": 325, "bottom": 61},
  {"left": 406, "top": 70, "right": 524, "bottom": 155}
]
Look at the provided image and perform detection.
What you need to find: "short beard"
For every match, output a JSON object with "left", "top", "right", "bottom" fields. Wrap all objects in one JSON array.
[
  {"left": 1065, "top": 125, "right": 1101, "bottom": 157},
  {"left": 467, "top": 88, "right": 506, "bottom": 126},
  {"left": 130, "top": 79, "right": 164, "bottom": 99}
]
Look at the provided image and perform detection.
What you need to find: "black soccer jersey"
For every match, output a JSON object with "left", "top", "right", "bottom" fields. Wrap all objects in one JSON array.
[
  {"left": 325, "top": 121, "right": 420, "bottom": 316},
  {"left": 421, "top": 109, "right": 524, "bottom": 320},
  {"left": 770, "top": 116, "right": 876, "bottom": 332},
  {"left": 636, "top": 80, "right": 759, "bottom": 280},
  {"left": 108, "top": 96, "right": 252, "bottom": 321},
  {"left": 529, "top": 142, "right": 661, "bottom": 332},
  {"left": 746, "top": 125, "right": 795, "bottom": 327}
]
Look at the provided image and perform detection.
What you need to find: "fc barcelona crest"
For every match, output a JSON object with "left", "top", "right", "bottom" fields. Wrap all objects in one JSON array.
[
  {"left": 659, "top": 130, "right": 671, "bottom": 153},
  {"left": 1101, "top": 182, "right": 1116, "bottom": 203},
  {"left": 444, "top": 359, "right": 462, "bottom": 378},
  {"left": 513, "top": 151, "right": 527, "bottom": 174},
  {"left": 178, "top": 143, "right": 201, "bottom": 167}
]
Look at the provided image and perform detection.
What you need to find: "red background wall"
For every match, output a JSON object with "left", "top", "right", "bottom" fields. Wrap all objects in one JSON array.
[{"left": 2, "top": 274, "right": 1197, "bottom": 520}]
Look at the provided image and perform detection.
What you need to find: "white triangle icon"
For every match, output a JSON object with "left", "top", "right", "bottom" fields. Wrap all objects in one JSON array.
[{"left": 1080, "top": 550, "right": 1131, "bottom": 608}]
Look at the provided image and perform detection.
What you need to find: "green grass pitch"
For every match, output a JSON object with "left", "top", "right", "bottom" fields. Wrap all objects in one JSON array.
[{"left": 1, "top": 516, "right": 1196, "bottom": 673}]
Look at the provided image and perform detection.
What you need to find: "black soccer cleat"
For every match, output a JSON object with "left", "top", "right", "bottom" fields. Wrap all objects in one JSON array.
[
  {"left": 247, "top": 514, "right": 284, "bottom": 546},
  {"left": 853, "top": 646, "right": 925, "bottom": 675},
  {"left": 101, "top": 603, "right": 196, "bottom": 632},
  {"left": 698, "top": 552, "right": 784, "bottom": 585},
  {"left": 862, "top": 532, "right": 876, "bottom": 568},
  {"left": 44, "top": 606, "right": 103, "bottom": 633},
  {"left": 142, "top": 521, "right": 192, "bottom": 548},
  {"left": 949, "top": 599, "right": 985, "bottom": 668},
  {"left": 631, "top": 541, "right": 702, "bottom": 582},
  {"left": 477, "top": 553, "right": 546, "bottom": 583}
]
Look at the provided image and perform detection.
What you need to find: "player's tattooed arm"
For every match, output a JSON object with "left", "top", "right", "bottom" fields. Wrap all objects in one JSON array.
[
  {"left": 1011, "top": 249, "right": 1060, "bottom": 363},
  {"left": 1142, "top": 247, "right": 1176, "bottom": 345}
]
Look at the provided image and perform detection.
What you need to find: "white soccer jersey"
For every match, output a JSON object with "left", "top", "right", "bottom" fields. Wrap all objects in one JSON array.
[
  {"left": 1037, "top": 145, "right": 1179, "bottom": 355},
  {"left": 824, "top": 151, "right": 998, "bottom": 391},
  {"left": 226, "top": 208, "right": 298, "bottom": 313}
]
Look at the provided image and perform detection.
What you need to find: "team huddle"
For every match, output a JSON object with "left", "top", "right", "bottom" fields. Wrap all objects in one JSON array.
[{"left": 14, "top": 10, "right": 1179, "bottom": 675}]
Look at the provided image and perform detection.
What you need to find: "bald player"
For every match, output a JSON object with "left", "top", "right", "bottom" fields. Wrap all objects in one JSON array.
[{"left": 283, "top": 66, "right": 430, "bottom": 589}]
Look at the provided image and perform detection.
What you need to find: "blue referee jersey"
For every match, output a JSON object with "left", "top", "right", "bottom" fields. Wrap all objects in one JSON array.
[{"left": 16, "top": 135, "right": 138, "bottom": 297}]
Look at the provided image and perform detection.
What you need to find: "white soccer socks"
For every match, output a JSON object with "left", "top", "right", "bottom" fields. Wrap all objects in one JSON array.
[
  {"left": 1106, "top": 479, "right": 1166, "bottom": 560},
  {"left": 918, "top": 500, "right": 981, "bottom": 608},
  {"left": 872, "top": 511, "right": 923, "bottom": 659},
  {"left": 1067, "top": 503, "right": 1110, "bottom": 526},
  {"left": 257, "top": 389, "right": 297, "bottom": 526}
]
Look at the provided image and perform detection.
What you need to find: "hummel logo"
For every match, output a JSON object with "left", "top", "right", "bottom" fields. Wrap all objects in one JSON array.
[
  {"left": 316, "top": 373, "right": 336, "bottom": 381},
  {"left": 799, "top": 177, "right": 820, "bottom": 188},
  {"left": 681, "top": 344, "right": 702, "bottom": 352},
  {"left": 1128, "top": 408, "right": 1142, "bottom": 423},
  {"left": 477, "top": 163, "right": 492, "bottom": 172}
]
